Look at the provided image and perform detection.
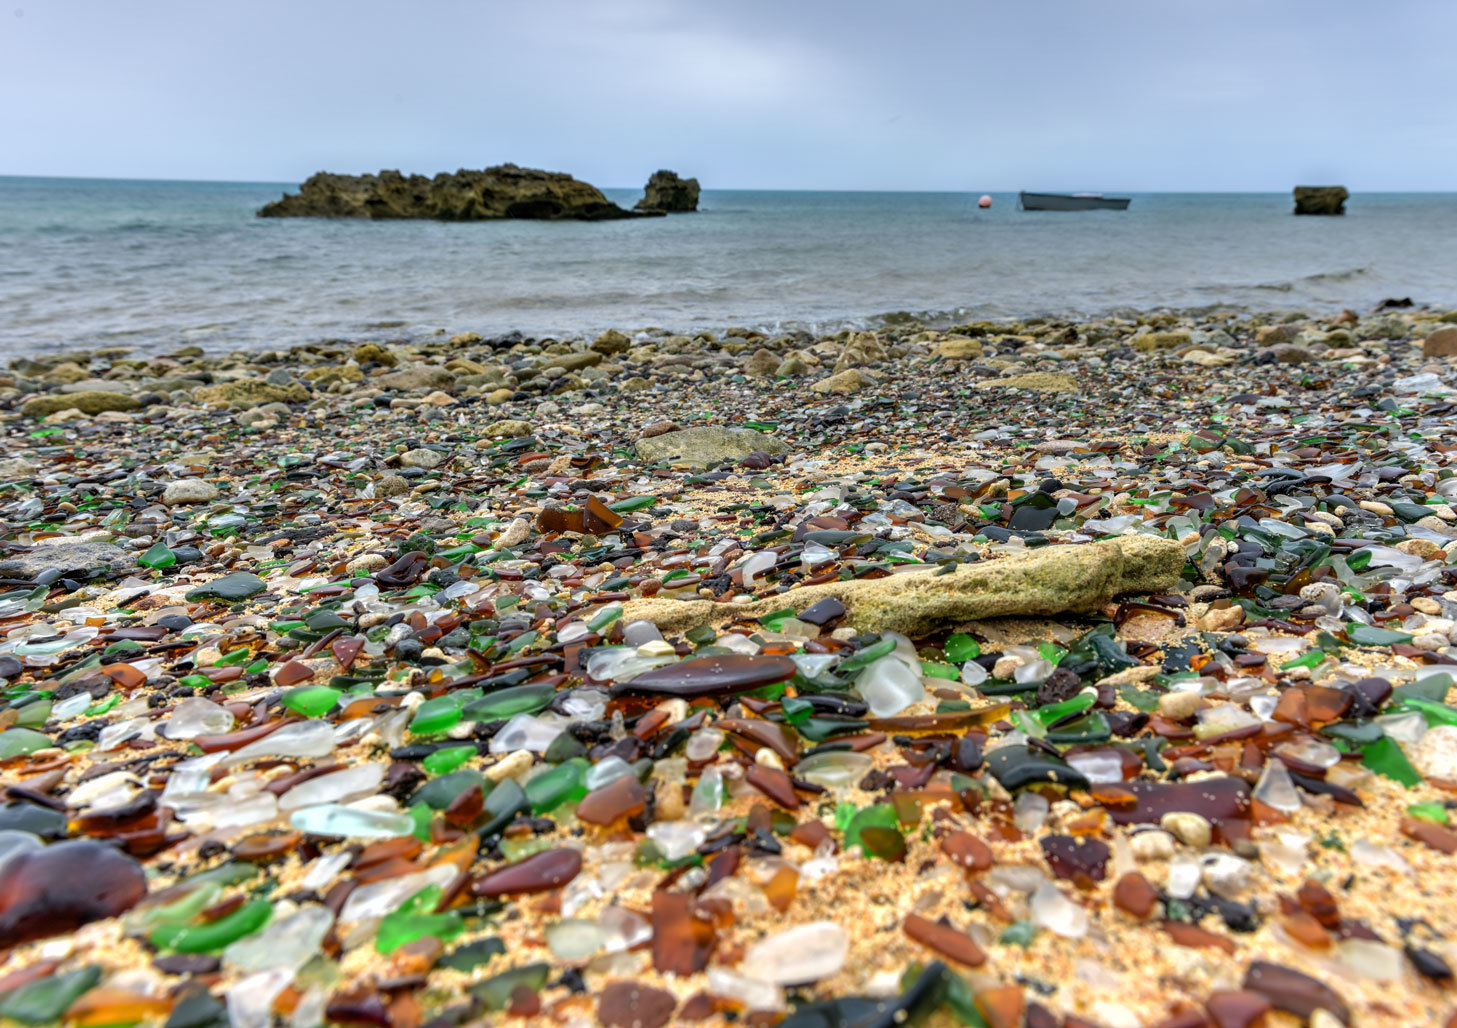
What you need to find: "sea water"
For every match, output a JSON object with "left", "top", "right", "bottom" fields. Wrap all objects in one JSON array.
[{"left": 3, "top": 176, "right": 1456, "bottom": 355}]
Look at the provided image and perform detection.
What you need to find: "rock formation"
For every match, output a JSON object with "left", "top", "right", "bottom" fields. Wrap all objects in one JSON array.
[
  {"left": 635, "top": 170, "right": 700, "bottom": 212},
  {"left": 1293, "top": 186, "right": 1348, "bottom": 215},
  {"left": 258, "top": 164, "right": 660, "bottom": 221}
]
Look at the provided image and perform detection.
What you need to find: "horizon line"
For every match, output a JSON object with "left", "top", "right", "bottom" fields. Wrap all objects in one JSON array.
[{"left": 2, "top": 173, "right": 1454, "bottom": 194}]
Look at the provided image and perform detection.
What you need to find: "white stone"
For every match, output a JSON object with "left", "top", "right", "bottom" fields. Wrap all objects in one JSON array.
[
  {"left": 162, "top": 479, "right": 220, "bottom": 505},
  {"left": 1411, "top": 724, "right": 1457, "bottom": 781}
]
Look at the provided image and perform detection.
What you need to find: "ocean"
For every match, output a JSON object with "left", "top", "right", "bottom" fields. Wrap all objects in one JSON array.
[{"left": 3, "top": 176, "right": 1456, "bottom": 355}]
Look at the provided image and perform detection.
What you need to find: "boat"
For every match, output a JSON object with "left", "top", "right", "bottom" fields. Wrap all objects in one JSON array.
[{"left": 1019, "top": 191, "right": 1130, "bottom": 211}]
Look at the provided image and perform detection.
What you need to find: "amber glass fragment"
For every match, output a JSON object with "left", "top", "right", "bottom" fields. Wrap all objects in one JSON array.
[
  {"left": 1163, "top": 921, "right": 1236, "bottom": 955},
  {"left": 976, "top": 984, "right": 1026, "bottom": 1028},
  {"left": 903, "top": 913, "right": 986, "bottom": 967},
  {"left": 762, "top": 867, "right": 798, "bottom": 913},
  {"left": 1282, "top": 911, "right": 1332, "bottom": 949},
  {"left": 1112, "top": 872, "right": 1158, "bottom": 919},
  {"left": 66, "top": 988, "right": 171, "bottom": 1028},
  {"left": 1295, "top": 880, "right": 1340, "bottom": 928},
  {"left": 651, "top": 891, "right": 715, "bottom": 974}
]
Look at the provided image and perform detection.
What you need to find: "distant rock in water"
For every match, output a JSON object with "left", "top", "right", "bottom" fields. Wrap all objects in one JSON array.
[
  {"left": 1293, "top": 185, "right": 1348, "bottom": 215},
  {"left": 635, "top": 170, "right": 700, "bottom": 213},
  {"left": 258, "top": 164, "right": 661, "bottom": 221}
]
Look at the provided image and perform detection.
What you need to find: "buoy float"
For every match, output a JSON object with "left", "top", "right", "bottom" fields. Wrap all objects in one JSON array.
[{"left": 978, "top": 195, "right": 992, "bottom": 208}]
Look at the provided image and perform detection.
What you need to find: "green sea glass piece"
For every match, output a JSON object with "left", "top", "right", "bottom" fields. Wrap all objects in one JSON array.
[
  {"left": 376, "top": 885, "right": 464, "bottom": 954},
  {"left": 151, "top": 897, "right": 272, "bottom": 953}
]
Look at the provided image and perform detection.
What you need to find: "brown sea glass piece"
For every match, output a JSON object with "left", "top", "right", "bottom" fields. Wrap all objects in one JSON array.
[
  {"left": 1112, "top": 872, "right": 1158, "bottom": 919},
  {"left": 472, "top": 848, "right": 582, "bottom": 898},
  {"left": 716, "top": 719, "right": 800, "bottom": 766},
  {"left": 376, "top": 551, "right": 428, "bottom": 588},
  {"left": 598, "top": 981, "right": 676, "bottom": 1028},
  {"left": 651, "top": 891, "right": 715, "bottom": 974},
  {"left": 1295, "top": 879, "right": 1340, "bottom": 928},
  {"left": 0, "top": 840, "right": 147, "bottom": 947},
  {"left": 1282, "top": 911, "right": 1332, "bottom": 949},
  {"left": 1203, "top": 991, "right": 1270, "bottom": 1028},
  {"left": 232, "top": 831, "right": 301, "bottom": 863},
  {"left": 1403, "top": 818, "right": 1457, "bottom": 853},
  {"left": 193, "top": 719, "right": 287, "bottom": 753},
  {"left": 903, "top": 913, "right": 986, "bottom": 967},
  {"left": 976, "top": 984, "right": 1025, "bottom": 1028},
  {"left": 940, "top": 830, "right": 993, "bottom": 871},
  {"left": 274, "top": 660, "right": 313, "bottom": 686},
  {"left": 744, "top": 764, "right": 800, "bottom": 810},
  {"left": 101, "top": 663, "right": 147, "bottom": 688},
  {"left": 443, "top": 784, "right": 484, "bottom": 828},
  {"left": 1104, "top": 778, "right": 1251, "bottom": 825},
  {"left": 623, "top": 655, "right": 797, "bottom": 697},
  {"left": 1163, "top": 921, "right": 1236, "bottom": 955},
  {"left": 331, "top": 636, "right": 364, "bottom": 670},
  {"left": 1243, "top": 960, "right": 1351, "bottom": 1024},
  {"left": 1039, "top": 834, "right": 1109, "bottom": 884},
  {"left": 576, "top": 774, "right": 647, "bottom": 826}
]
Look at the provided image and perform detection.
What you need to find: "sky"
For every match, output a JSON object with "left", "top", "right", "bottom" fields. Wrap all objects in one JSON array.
[{"left": 3, "top": 0, "right": 1454, "bottom": 191}]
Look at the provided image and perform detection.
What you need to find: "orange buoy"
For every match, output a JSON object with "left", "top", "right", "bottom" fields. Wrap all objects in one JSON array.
[{"left": 978, "top": 195, "right": 992, "bottom": 208}]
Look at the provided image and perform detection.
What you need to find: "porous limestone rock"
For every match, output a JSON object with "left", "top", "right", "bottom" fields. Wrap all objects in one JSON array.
[{"left": 618, "top": 535, "right": 1186, "bottom": 636}]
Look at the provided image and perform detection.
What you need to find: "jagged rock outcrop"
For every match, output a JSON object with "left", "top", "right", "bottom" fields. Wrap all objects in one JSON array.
[
  {"left": 635, "top": 170, "right": 700, "bottom": 212},
  {"left": 258, "top": 164, "right": 660, "bottom": 221},
  {"left": 1293, "top": 186, "right": 1348, "bottom": 215}
]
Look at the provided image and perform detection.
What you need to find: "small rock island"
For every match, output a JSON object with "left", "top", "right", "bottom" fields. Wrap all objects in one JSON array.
[
  {"left": 1293, "top": 185, "right": 1348, "bottom": 215},
  {"left": 258, "top": 164, "right": 700, "bottom": 221},
  {"left": 635, "top": 170, "right": 701, "bottom": 213}
]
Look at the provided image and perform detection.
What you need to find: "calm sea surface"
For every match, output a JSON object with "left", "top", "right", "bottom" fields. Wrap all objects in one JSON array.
[{"left": 3, "top": 177, "right": 1456, "bottom": 354}]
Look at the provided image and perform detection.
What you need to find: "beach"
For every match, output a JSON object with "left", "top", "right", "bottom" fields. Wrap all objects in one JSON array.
[{"left": 3, "top": 304, "right": 1457, "bottom": 1026}]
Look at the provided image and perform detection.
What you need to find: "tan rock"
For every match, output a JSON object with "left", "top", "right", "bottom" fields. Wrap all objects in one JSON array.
[
  {"left": 933, "top": 338, "right": 984, "bottom": 360},
  {"left": 619, "top": 534, "right": 1185, "bottom": 637},
  {"left": 977, "top": 372, "right": 1078, "bottom": 394},
  {"left": 810, "top": 369, "right": 866, "bottom": 394},
  {"left": 21, "top": 391, "right": 141, "bottom": 417},
  {"left": 591, "top": 329, "right": 632, "bottom": 355},
  {"left": 1422, "top": 325, "right": 1457, "bottom": 357},
  {"left": 1132, "top": 331, "right": 1191, "bottom": 352}
]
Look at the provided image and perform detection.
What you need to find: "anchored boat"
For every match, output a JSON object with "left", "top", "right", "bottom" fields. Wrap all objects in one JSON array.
[{"left": 1019, "top": 191, "right": 1131, "bottom": 211}]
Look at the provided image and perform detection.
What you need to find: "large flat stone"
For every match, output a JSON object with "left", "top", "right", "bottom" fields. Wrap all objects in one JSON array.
[
  {"left": 619, "top": 535, "right": 1186, "bottom": 636},
  {"left": 634, "top": 426, "right": 789, "bottom": 465}
]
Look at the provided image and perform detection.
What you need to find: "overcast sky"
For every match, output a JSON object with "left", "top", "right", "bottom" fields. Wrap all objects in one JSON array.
[{"left": 4, "top": 0, "right": 1454, "bottom": 190}]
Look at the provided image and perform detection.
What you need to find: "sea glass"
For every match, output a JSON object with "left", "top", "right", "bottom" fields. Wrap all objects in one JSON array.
[
  {"left": 624, "top": 655, "right": 797, "bottom": 697},
  {"left": 0, "top": 840, "right": 147, "bottom": 947}
]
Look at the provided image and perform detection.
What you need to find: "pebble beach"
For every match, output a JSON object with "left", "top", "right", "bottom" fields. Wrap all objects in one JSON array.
[{"left": 4, "top": 305, "right": 1457, "bottom": 1028}]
